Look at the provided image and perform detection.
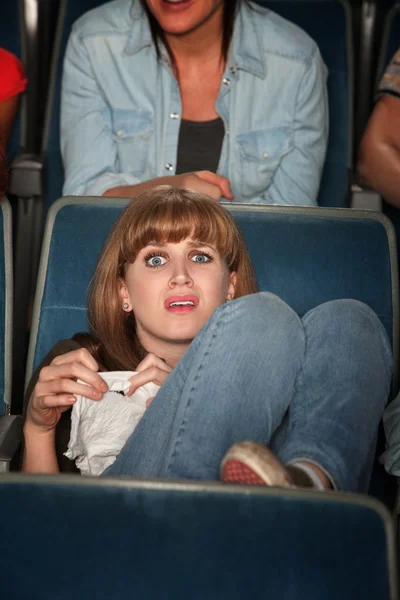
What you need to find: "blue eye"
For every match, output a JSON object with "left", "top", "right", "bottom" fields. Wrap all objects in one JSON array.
[
  {"left": 145, "top": 254, "right": 167, "bottom": 267},
  {"left": 191, "top": 253, "right": 212, "bottom": 264}
]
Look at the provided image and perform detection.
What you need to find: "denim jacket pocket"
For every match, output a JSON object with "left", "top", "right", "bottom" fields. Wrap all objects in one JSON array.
[
  {"left": 104, "top": 108, "right": 153, "bottom": 177},
  {"left": 237, "top": 126, "right": 292, "bottom": 200}
]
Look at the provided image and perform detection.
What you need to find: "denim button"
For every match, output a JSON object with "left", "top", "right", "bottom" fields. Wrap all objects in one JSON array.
[
  {"left": 165, "top": 163, "right": 173, "bottom": 171},
  {"left": 263, "top": 152, "right": 269, "bottom": 158},
  {"left": 116, "top": 129, "right": 123, "bottom": 137},
  {"left": 223, "top": 77, "right": 231, "bottom": 85},
  {"left": 170, "top": 113, "right": 179, "bottom": 119}
]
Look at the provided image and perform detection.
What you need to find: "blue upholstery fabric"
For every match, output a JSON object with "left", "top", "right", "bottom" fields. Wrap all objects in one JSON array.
[
  {"left": 260, "top": 0, "right": 351, "bottom": 207},
  {"left": 1, "top": 0, "right": 23, "bottom": 162},
  {"left": 30, "top": 201, "right": 395, "bottom": 375},
  {"left": 0, "top": 476, "right": 395, "bottom": 599},
  {"left": 44, "top": 0, "right": 351, "bottom": 209}
]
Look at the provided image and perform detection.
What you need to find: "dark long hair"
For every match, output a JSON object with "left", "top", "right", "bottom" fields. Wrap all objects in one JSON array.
[{"left": 139, "top": 0, "right": 245, "bottom": 64}]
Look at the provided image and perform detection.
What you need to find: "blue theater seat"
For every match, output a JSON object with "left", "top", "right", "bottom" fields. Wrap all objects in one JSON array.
[
  {"left": 26, "top": 199, "right": 399, "bottom": 388},
  {"left": 0, "top": 475, "right": 397, "bottom": 599},
  {"left": 257, "top": 0, "right": 354, "bottom": 207},
  {"left": 24, "top": 198, "right": 399, "bottom": 500},
  {"left": 0, "top": 198, "right": 22, "bottom": 471}
]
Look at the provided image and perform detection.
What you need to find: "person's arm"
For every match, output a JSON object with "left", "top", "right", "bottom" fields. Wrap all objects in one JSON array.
[
  {"left": 103, "top": 171, "right": 233, "bottom": 200},
  {"left": 266, "top": 47, "right": 328, "bottom": 206},
  {"left": 357, "top": 95, "right": 400, "bottom": 208},
  {"left": 0, "top": 95, "right": 19, "bottom": 148},
  {"left": 22, "top": 347, "right": 107, "bottom": 473}
]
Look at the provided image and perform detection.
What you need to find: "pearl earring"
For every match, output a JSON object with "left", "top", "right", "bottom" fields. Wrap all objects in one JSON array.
[{"left": 123, "top": 302, "right": 129, "bottom": 310}]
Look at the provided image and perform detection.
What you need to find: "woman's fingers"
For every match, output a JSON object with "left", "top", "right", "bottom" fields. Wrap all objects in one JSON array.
[
  {"left": 26, "top": 347, "right": 107, "bottom": 431},
  {"left": 195, "top": 171, "right": 234, "bottom": 200},
  {"left": 127, "top": 365, "right": 170, "bottom": 396},
  {"left": 39, "top": 361, "right": 107, "bottom": 394},
  {"left": 135, "top": 353, "right": 172, "bottom": 374},
  {"left": 50, "top": 347, "right": 100, "bottom": 371},
  {"left": 35, "top": 393, "right": 77, "bottom": 410},
  {"left": 34, "top": 377, "right": 104, "bottom": 404}
]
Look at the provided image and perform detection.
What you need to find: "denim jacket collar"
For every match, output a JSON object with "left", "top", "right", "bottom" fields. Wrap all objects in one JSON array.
[
  {"left": 124, "top": 0, "right": 265, "bottom": 77},
  {"left": 229, "top": 3, "right": 266, "bottom": 78},
  {"left": 124, "top": 1, "right": 153, "bottom": 56}
]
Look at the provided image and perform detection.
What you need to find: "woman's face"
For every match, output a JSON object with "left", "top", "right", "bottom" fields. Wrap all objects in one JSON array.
[
  {"left": 144, "top": 0, "right": 224, "bottom": 37},
  {"left": 120, "top": 237, "right": 236, "bottom": 355}
]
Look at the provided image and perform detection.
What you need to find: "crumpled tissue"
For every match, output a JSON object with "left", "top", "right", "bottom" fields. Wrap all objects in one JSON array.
[{"left": 64, "top": 371, "right": 160, "bottom": 476}]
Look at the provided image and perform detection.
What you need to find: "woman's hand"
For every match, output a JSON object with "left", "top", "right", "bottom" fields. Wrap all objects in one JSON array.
[
  {"left": 26, "top": 348, "right": 108, "bottom": 433},
  {"left": 177, "top": 171, "right": 234, "bottom": 201},
  {"left": 127, "top": 353, "right": 172, "bottom": 397},
  {"left": 103, "top": 170, "right": 234, "bottom": 201}
]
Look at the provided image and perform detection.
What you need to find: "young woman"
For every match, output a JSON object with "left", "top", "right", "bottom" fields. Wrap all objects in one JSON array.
[
  {"left": 61, "top": 0, "right": 328, "bottom": 206},
  {"left": 23, "top": 187, "right": 392, "bottom": 492}
]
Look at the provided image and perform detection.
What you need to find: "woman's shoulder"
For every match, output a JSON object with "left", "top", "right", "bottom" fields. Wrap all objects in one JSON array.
[
  {"left": 0, "top": 48, "right": 27, "bottom": 101},
  {"left": 243, "top": 2, "right": 319, "bottom": 63}
]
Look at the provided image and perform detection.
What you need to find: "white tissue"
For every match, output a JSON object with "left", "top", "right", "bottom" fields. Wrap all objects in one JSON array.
[{"left": 64, "top": 371, "right": 160, "bottom": 476}]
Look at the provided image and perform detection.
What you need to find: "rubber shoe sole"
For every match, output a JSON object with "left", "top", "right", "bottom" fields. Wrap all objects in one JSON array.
[{"left": 220, "top": 441, "right": 296, "bottom": 488}]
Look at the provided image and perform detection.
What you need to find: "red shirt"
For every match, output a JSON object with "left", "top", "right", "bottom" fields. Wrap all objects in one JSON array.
[{"left": 0, "top": 48, "right": 27, "bottom": 102}]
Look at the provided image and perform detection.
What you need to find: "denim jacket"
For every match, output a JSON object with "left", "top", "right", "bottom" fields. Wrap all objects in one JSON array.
[{"left": 61, "top": 0, "right": 328, "bottom": 205}]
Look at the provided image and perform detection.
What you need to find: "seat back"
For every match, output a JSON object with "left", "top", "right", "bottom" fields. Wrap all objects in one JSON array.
[
  {"left": 42, "top": 0, "right": 109, "bottom": 211},
  {"left": 43, "top": 0, "right": 352, "bottom": 209},
  {"left": 26, "top": 198, "right": 399, "bottom": 396},
  {"left": 0, "top": 474, "right": 397, "bottom": 600},
  {"left": 256, "top": 0, "right": 354, "bottom": 207},
  {"left": 0, "top": 200, "right": 13, "bottom": 417}
]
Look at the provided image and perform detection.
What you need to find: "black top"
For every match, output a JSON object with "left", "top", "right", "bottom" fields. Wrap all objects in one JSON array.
[{"left": 175, "top": 117, "right": 225, "bottom": 174}]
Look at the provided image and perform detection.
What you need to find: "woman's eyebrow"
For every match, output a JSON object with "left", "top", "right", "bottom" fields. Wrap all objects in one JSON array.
[{"left": 187, "top": 241, "right": 216, "bottom": 250}]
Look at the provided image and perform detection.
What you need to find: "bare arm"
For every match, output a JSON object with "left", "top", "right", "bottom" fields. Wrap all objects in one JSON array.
[
  {"left": 0, "top": 95, "right": 19, "bottom": 148},
  {"left": 22, "top": 421, "right": 59, "bottom": 473},
  {"left": 357, "top": 95, "right": 400, "bottom": 207}
]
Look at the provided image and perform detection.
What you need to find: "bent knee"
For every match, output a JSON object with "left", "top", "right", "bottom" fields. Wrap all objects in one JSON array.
[{"left": 231, "top": 292, "right": 303, "bottom": 345}]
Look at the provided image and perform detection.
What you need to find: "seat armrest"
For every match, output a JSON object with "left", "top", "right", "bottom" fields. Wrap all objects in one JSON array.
[
  {"left": 351, "top": 184, "right": 382, "bottom": 211},
  {"left": 0, "top": 415, "right": 23, "bottom": 463},
  {"left": 9, "top": 153, "right": 43, "bottom": 198}
]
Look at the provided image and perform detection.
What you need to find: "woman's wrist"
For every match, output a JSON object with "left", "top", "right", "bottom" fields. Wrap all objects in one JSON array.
[{"left": 23, "top": 418, "right": 57, "bottom": 439}]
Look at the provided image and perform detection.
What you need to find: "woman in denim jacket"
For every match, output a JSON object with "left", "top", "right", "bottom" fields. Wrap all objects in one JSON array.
[{"left": 62, "top": 0, "right": 328, "bottom": 205}]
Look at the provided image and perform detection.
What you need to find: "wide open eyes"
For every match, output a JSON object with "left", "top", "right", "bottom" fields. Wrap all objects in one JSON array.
[
  {"left": 190, "top": 252, "right": 213, "bottom": 264},
  {"left": 144, "top": 252, "right": 168, "bottom": 268},
  {"left": 143, "top": 250, "right": 214, "bottom": 269}
]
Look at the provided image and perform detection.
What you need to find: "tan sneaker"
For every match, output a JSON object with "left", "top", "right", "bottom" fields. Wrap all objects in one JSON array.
[{"left": 221, "top": 441, "right": 300, "bottom": 488}]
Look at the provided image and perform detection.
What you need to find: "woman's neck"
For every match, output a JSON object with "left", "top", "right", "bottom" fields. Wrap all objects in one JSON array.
[{"left": 165, "top": 4, "right": 224, "bottom": 68}]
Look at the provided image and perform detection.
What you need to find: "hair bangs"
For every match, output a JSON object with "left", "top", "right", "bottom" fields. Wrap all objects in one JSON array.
[{"left": 119, "top": 190, "right": 241, "bottom": 270}]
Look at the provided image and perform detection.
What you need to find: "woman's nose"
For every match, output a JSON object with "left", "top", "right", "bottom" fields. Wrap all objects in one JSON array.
[{"left": 168, "top": 263, "right": 193, "bottom": 287}]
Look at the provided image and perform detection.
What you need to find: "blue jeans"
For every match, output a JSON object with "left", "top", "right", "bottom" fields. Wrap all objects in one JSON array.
[{"left": 104, "top": 293, "right": 392, "bottom": 491}]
